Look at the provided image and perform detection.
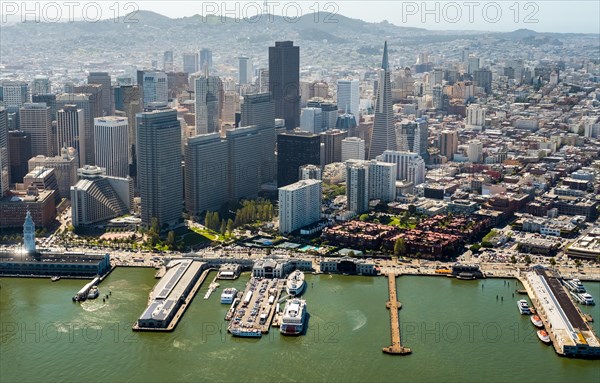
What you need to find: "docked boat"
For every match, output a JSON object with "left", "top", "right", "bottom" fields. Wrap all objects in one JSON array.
[
  {"left": 537, "top": 330, "right": 551, "bottom": 344},
  {"left": 87, "top": 286, "right": 100, "bottom": 300},
  {"left": 530, "top": 315, "right": 543, "bottom": 328},
  {"left": 280, "top": 298, "right": 307, "bottom": 335},
  {"left": 286, "top": 270, "right": 306, "bottom": 296},
  {"left": 220, "top": 288, "right": 238, "bottom": 304},
  {"left": 229, "top": 328, "right": 262, "bottom": 338},
  {"left": 50, "top": 276, "right": 61, "bottom": 282},
  {"left": 517, "top": 299, "right": 531, "bottom": 315},
  {"left": 572, "top": 292, "right": 595, "bottom": 305},
  {"left": 564, "top": 279, "right": 586, "bottom": 293}
]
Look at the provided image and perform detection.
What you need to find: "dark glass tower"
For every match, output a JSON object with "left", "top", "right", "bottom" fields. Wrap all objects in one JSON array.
[
  {"left": 277, "top": 131, "right": 320, "bottom": 187},
  {"left": 269, "top": 41, "right": 300, "bottom": 130}
]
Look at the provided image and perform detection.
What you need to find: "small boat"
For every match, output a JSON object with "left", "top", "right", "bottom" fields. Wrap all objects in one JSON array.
[
  {"left": 537, "top": 330, "right": 551, "bottom": 344},
  {"left": 517, "top": 299, "right": 531, "bottom": 315},
  {"left": 530, "top": 315, "right": 543, "bottom": 328},
  {"left": 50, "top": 276, "right": 61, "bottom": 282},
  {"left": 87, "top": 286, "right": 100, "bottom": 300}
]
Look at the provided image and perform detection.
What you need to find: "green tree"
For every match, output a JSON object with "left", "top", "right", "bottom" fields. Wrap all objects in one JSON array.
[
  {"left": 359, "top": 214, "right": 370, "bottom": 222},
  {"left": 408, "top": 204, "right": 417, "bottom": 216},
  {"left": 394, "top": 237, "right": 406, "bottom": 257},
  {"left": 549, "top": 257, "right": 556, "bottom": 267},
  {"left": 524, "top": 255, "right": 531, "bottom": 265}
]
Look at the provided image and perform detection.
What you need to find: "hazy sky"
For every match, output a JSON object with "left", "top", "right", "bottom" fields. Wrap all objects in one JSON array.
[{"left": 5, "top": 1, "right": 600, "bottom": 33}]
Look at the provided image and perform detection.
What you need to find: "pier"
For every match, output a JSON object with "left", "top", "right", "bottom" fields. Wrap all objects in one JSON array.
[{"left": 382, "top": 274, "right": 411, "bottom": 355}]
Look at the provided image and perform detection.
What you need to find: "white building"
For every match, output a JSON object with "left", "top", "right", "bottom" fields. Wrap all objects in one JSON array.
[
  {"left": 142, "top": 71, "right": 168, "bottom": 108},
  {"left": 468, "top": 140, "right": 483, "bottom": 163},
  {"left": 341, "top": 137, "right": 365, "bottom": 162},
  {"left": 367, "top": 161, "right": 396, "bottom": 202},
  {"left": 300, "top": 107, "right": 323, "bottom": 133},
  {"left": 299, "top": 164, "right": 322, "bottom": 180},
  {"left": 466, "top": 104, "right": 486, "bottom": 130},
  {"left": 337, "top": 79, "right": 360, "bottom": 116},
  {"left": 345, "top": 161, "right": 369, "bottom": 214},
  {"left": 278, "top": 179, "right": 322, "bottom": 234},
  {"left": 378, "top": 150, "right": 426, "bottom": 185},
  {"left": 94, "top": 116, "right": 129, "bottom": 178}
]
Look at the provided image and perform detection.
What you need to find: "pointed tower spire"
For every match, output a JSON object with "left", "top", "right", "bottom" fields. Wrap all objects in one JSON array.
[{"left": 381, "top": 41, "right": 389, "bottom": 71}]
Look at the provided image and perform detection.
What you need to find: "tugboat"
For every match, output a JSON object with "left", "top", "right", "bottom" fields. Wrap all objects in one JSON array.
[{"left": 537, "top": 330, "right": 551, "bottom": 344}]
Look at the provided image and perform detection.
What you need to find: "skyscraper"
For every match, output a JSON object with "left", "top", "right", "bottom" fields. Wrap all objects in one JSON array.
[
  {"left": 397, "top": 118, "right": 429, "bottom": 160},
  {"left": 184, "top": 133, "right": 228, "bottom": 216},
  {"left": 240, "top": 93, "right": 276, "bottom": 184},
  {"left": 0, "top": 81, "right": 29, "bottom": 115},
  {"left": 199, "top": 48, "right": 212, "bottom": 72},
  {"left": 56, "top": 105, "right": 86, "bottom": 166},
  {"left": 473, "top": 68, "right": 492, "bottom": 94},
  {"left": 32, "top": 94, "right": 57, "bottom": 120},
  {"left": 369, "top": 41, "right": 396, "bottom": 159},
  {"left": 278, "top": 179, "right": 322, "bottom": 234},
  {"left": 379, "top": 150, "right": 425, "bottom": 185},
  {"left": 226, "top": 125, "right": 265, "bottom": 201},
  {"left": 337, "top": 79, "right": 360, "bottom": 116},
  {"left": 341, "top": 137, "right": 365, "bottom": 162},
  {"left": 19, "top": 103, "right": 53, "bottom": 157},
  {"left": 269, "top": 41, "right": 300, "bottom": 130},
  {"left": 320, "top": 129, "right": 347, "bottom": 165},
  {"left": 31, "top": 76, "right": 51, "bottom": 95},
  {"left": 136, "top": 109, "right": 182, "bottom": 228},
  {"left": 238, "top": 56, "right": 251, "bottom": 85},
  {"left": 194, "top": 75, "right": 223, "bottom": 135},
  {"left": 345, "top": 161, "right": 369, "bottom": 214},
  {"left": 468, "top": 140, "right": 483, "bottom": 163},
  {"left": 94, "top": 116, "right": 129, "bottom": 178},
  {"left": 87, "top": 72, "right": 114, "bottom": 115},
  {"left": 183, "top": 53, "right": 199, "bottom": 74},
  {"left": 277, "top": 131, "right": 321, "bottom": 187},
  {"left": 113, "top": 85, "right": 142, "bottom": 175},
  {"left": 8, "top": 130, "right": 32, "bottom": 183},
  {"left": 0, "top": 108, "right": 8, "bottom": 196},
  {"left": 367, "top": 160, "right": 396, "bottom": 202},
  {"left": 139, "top": 70, "right": 168, "bottom": 108},
  {"left": 300, "top": 107, "right": 322, "bottom": 133},
  {"left": 163, "top": 50, "right": 174, "bottom": 72},
  {"left": 72, "top": 85, "right": 104, "bottom": 165},
  {"left": 440, "top": 130, "right": 458, "bottom": 161}
]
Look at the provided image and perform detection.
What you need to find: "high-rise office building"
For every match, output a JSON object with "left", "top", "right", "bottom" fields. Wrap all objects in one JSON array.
[
  {"left": 28, "top": 148, "right": 79, "bottom": 199},
  {"left": 378, "top": 150, "right": 425, "bottom": 185},
  {"left": 113, "top": 85, "right": 142, "bottom": 175},
  {"left": 32, "top": 94, "right": 57, "bottom": 121},
  {"left": 238, "top": 56, "right": 251, "bottom": 85},
  {"left": 72, "top": 85, "right": 104, "bottom": 165},
  {"left": 94, "top": 116, "right": 129, "bottom": 178},
  {"left": 226, "top": 125, "right": 264, "bottom": 201},
  {"left": 300, "top": 107, "right": 323, "bottom": 133},
  {"left": 199, "top": 48, "right": 212, "bottom": 72},
  {"left": 71, "top": 165, "right": 132, "bottom": 227},
  {"left": 269, "top": 41, "right": 300, "bottom": 130},
  {"left": 369, "top": 42, "right": 396, "bottom": 159},
  {"left": 139, "top": 70, "right": 168, "bottom": 108},
  {"left": 8, "top": 130, "right": 32, "bottom": 183},
  {"left": 341, "top": 137, "right": 365, "bottom": 162},
  {"left": 336, "top": 113, "right": 358, "bottom": 131},
  {"left": 468, "top": 140, "right": 483, "bottom": 163},
  {"left": 56, "top": 105, "right": 86, "bottom": 167},
  {"left": 467, "top": 56, "right": 480, "bottom": 74},
  {"left": 0, "top": 81, "right": 29, "bottom": 115},
  {"left": 136, "top": 109, "right": 182, "bottom": 228},
  {"left": 367, "top": 160, "right": 396, "bottom": 202},
  {"left": 183, "top": 53, "right": 199, "bottom": 74},
  {"left": 184, "top": 133, "right": 228, "bottom": 216},
  {"left": 278, "top": 179, "right": 322, "bottom": 234},
  {"left": 31, "top": 76, "right": 51, "bottom": 95},
  {"left": 320, "top": 129, "right": 347, "bottom": 165},
  {"left": 87, "top": 72, "right": 114, "bottom": 116},
  {"left": 0, "top": 108, "right": 8, "bottom": 196},
  {"left": 337, "top": 79, "right": 360, "bottom": 116},
  {"left": 345, "top": 161, "right": 369, "bottom": 214},
  {"left": 194, "top": 75, "right": 223, "bottom": 135},
  {"left": 277, "top": 130, "right": 321, "bottom": 187},
  {"left": 473, "top": 68, "right": 492, "bottom": 94},
  {"left": 19, "top": 103, "right": 53, "bottom": 157},
  {"left": 163, "top": 50, "right": 174, "bottom": 72},
  {"left": 240, "top": 93, "right": 276, "bottom": 184},
  {"left": 258, "top": 68, "right": 269, "bottom": 93},
  {"left": 397, "top": 118, "right": 429, "bottom": 160},
  {"left": 440, "top": 130, "right": 458, "bottom": 161}
]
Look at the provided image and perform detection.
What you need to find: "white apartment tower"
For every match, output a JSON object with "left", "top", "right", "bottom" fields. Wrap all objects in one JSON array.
[
  {"left": 94, "top": 116, "right": 129, "bottom": 178},
  {"left": 278, "top": 178, "right": 322, "bottom": 234}
]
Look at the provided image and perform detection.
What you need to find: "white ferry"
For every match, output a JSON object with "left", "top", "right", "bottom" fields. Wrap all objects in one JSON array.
[
  {"left": 286, "top": 270, "right": 305, "bottom": 296},
  {"left": 220, "top": 288, "right": 238, "bottom": 304},
  {"left": 517, "top": 299, "right": 531, "bottom": 315},
  {"left": 572, "top": 292, "right": 595, "bottom": 305},
  {"left": 229, "top": 328, "right": 262, "bottom": 338},
  {"left": 280, "top": 298, "right": 307, "bottom": 335},
  {"left": 564, "top": 279, "right": 586, "bottom": 293},
  {"left": 87, "top": 286, "right": 100, "bottom": 300}
]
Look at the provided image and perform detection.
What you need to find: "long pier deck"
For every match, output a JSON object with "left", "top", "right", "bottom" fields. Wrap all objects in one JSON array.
[{"left": 382, "top": 274, "right": 411, "bottom": 355}]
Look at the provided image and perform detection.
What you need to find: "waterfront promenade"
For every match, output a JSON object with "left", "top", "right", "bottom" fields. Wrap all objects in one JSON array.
[{"left": 382, "top": 273, "right": 411, "bottom": 355}]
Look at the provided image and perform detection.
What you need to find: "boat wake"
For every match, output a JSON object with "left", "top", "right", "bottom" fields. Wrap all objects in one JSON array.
[{"left": 347, "top": 309, "right": 367, "bottom": 331}]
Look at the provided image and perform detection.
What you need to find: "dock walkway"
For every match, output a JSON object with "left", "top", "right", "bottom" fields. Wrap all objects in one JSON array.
[{"left": 382, "top": 273, "right": 411, "bottom": 355}]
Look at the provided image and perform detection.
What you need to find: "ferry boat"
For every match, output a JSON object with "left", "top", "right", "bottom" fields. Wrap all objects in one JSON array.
[
  {"left": 572, "top": 292, "right": 595, "bottom": 305},
  {"left": 50, "top": 276, "right": 61, "bottom": 282},
  {"left": 537, "top": 330, "right": 551, "bottom": 344},
  {"left": 229, "top": 328, "right": 262, "bottom": 338},
  {"left": 564, "top": 279, "right": 586, "bottom": 293},
  {"left": 530, "top": 315, "right": 543, "bottom": 328},
  {"left": 220, "top": 288, "right": 238, "bottom": 304},
  {"left": 87, "top": 286, "right": 100, "bottom": 300},
  {"left": 280, "top": 298, "right": 307, "bottom": 335},
  {"left": 517, "top": 299, "right": 531, "bottom": 315},
  {"left": 286, "top": 270, "right": 306, "bottom": 296}
]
